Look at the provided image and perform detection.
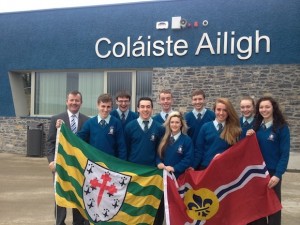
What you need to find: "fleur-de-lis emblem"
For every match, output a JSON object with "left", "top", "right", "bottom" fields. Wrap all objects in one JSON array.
[
  {"left": 187, "top": 194, "right": 213, "bottom": 217},
  {"left": 184, "top": 188, "right": 219, "bottom": 221}
]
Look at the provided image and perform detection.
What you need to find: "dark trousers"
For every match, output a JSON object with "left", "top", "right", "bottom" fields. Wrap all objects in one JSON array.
[
  {"left": 248, "top": 217, "right": 267, "bottom": 225},
  {"left": 55, "top": 205, "right": 66, "bottom": 225},
  {"left": 72, "top": 208, "right": 89, "bottom": 225},
  {"left": 53, "top": 173, "right": 88, "bottom": 225},
  {"left": 55, "top": 204, "right": 88, "bottom": 225},
  {"left": 153, "top": 196, "right": 164, "bottom": 225},
  {"left": 268, "top": 180, "right": 281, "bottom": 225},
  {"left": 248, "top": 177, "right": 282, "bottom": 225}
]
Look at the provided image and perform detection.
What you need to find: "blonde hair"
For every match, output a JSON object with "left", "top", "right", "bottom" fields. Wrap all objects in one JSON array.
[
  {"left": 213, "top": 98, "right": 241, "bottom": 145},
  {"left": 158, "top": 111, "right": 187, "bottom": 158}
]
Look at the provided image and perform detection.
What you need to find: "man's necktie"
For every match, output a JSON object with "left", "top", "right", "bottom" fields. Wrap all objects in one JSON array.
[
  {"left": 121, "top": 113, "right": 126, "bottom": 123},
  {"left": 165, "top": 114, "right": 169, "bottom": 120},
  {"left": 169, "top": 136, "right": 175, "bottom": 144},
  {"left": 143, "top": 121, "right": 149, "bottom": 132},
  {"left": 218, "top": 123, "right": 223, "bottom": 133},
  {"left": 100, "top": 120, "right": 106, "bottom": 127},
  {"left": 197, "top": 113, "right": 202, "bottom": 120},
  {"left": 70, "top": 114, "right": 77, "bottom": 134}
]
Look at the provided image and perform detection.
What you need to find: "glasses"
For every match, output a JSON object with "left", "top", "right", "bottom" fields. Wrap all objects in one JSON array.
[{"left": 117, "top": 100, "right": 130, "bottom": 104}]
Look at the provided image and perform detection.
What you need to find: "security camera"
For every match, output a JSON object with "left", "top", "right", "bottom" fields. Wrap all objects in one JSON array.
[{"left": 180, "top": 18, "right": 187, "bottom": 28}]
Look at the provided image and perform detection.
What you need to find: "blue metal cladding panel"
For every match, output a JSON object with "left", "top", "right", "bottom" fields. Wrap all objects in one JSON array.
[
  {"left": 0, "top": 0, "right": 299, "bottom": 70},
  {"left": 0, "top": 0, "right": 299, "bottom": 116},
  {"left": 0, "top": 71, "right": 14, "bottom": 116}
]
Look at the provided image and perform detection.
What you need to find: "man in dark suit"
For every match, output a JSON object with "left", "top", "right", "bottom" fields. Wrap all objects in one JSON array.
[{"left": 46, "top": 90, "right": 89, "bottom": 225}]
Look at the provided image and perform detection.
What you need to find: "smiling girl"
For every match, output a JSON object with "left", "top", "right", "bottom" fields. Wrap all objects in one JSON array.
[
  {"left": 194, "top": 98, "right": 241, "bottom": 169},
  {"left": 155, "top": 111, "right": 194, "bottom": 225},
  {"left": 240, "top": 96, "right": 256, "bottom": 139},
  {"left": 157, "top": 111, "right": 194, "bottom": 178},
  {"left": 247, "top": 96, "right": 290, "bottom": 225}
]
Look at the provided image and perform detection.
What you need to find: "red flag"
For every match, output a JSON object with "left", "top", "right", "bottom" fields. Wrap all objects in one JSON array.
[{"left": 164, "top": 135, "right": 282, "bottom": 225}]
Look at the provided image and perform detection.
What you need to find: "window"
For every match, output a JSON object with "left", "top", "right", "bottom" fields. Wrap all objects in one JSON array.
[
  {"left": 136, "top": 71, "right": 152, "bottom": 100},
  {"left": 107, "top": 71, "right": 133, "bottom": 109},
  {"left": 33, "top": 70, "right": 152, "bottom": 116}
]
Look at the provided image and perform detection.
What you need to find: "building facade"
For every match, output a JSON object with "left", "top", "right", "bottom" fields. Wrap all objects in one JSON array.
[{"left": 0, "top": 0, "right": 299, "bottom": 154}]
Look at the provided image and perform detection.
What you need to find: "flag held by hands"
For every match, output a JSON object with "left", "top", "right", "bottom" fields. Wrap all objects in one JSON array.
[
  {"left": 165, "top": 135, "right": 282, "bottom": 225},
  {"left": 55, "top": 124, "right": 163, "bottom": 225}
]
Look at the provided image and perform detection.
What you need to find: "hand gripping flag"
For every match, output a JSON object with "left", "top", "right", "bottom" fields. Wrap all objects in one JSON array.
[
  {"left": 164, "top": 135, "right": 282, "bottom": 225},
  {"left": 55, "top": 124, "right": 163, "bottom": 225}
]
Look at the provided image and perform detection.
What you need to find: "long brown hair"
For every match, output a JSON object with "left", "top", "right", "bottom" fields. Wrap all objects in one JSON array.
[
  {"left": 157, "top": 111, "right": 187, "bottom": 158},
  {"left": 213, "top": 98, "right": 241, "bottom": 145},
  {"left": 253, "top": 96, "right": 288, "bottom": 132}
]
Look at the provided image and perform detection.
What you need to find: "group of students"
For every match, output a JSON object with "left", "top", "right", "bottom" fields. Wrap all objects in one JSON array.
[{"left": 46, "top": 89, "right": 290, "bottom": 225}]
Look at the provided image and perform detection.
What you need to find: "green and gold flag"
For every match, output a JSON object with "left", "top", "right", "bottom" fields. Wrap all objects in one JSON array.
[{"left": 55, "top": 124, "right": 163, "bottom": 225}]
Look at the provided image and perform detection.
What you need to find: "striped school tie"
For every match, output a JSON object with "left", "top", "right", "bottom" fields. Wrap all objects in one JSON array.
[
  {"left": 197, "top": 113, "right": 202, "bottom": 120},
  {"left": 121, "top": 113, "right": 126, "bottom": 124},
  {"left": 169, "top": 136, "right": 175, "bottom": 144},
  {"left": 143, "top": 121, "right": 149, "bottom": 132},
  {"left": 100, "top": 120, "right": 106, "bottom": 127},
  {"left": 70, "top": 114, "right": 77, "bottom": 134},
  {"left": 218, "top": 123, "right": 223, "bottom": 133}
]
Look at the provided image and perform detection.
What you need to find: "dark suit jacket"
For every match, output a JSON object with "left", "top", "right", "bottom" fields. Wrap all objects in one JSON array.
[{"left": 46, "top": 111, "right": 89, "bottom": 163}]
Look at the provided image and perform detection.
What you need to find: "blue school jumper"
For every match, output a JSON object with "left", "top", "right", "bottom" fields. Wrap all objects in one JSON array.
[
  {"left": 194, "top": 121, "right": 230, "bottom": 168},
  {"left": 256, "top": 124, "right": 290, "bottom": 179},
  {"left": 125, "top": 119, "right": 165, "bottom": 167},
  {"left": 77, "top": 116, "right": 127, "bottom": 160},
  {"left": 185, "top": 109, "right": 215, "bottom": 146},
  {"left": 152, "top": 113, "right": 165, "bottom": 125},
  {"left": 239, "top": 117, "right": 255, "bottom": 139},
  {"left": 156, "top": 133, "right": 194, "bottom": 178},
  {"left": 110, "top": 109, "right": 138, "bottom": 129}
]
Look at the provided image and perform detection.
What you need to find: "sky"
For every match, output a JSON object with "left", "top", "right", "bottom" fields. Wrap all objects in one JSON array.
[{"left": 0, "top": 0, "right": 154, "bottom": 13}]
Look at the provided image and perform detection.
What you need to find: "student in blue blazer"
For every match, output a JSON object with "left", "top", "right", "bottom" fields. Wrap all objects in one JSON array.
[
  {"left": 125, "top": 97, "right": 164, "bottom": 167},
  {"left": 153, "top": 90, "right": 174, "bottom": 124},
  {"left": 157, "top": 111, "right": 194, "bottom": 178},
  {"left": 110, "top": 91, "right": 138, "bottom": 130},
  {"left": 124, "top": 97, "right": 165, "bottom": 225},
  {"left": 156, "top": 111, "right": 194, "bottom": 225},
  {"left": 185, "top": 89, "right": 215, "bottom": 146},
  {"left": 239, "top": 96, "right": 256, "bottom": 139},
  {"left": 194, "top": 98, "right": 241, "bottom": 170},
  {"left": 77, "top": 93, "right": 127, "bottom": 160},
  {"left": 247, "top": 96, "right": 290, "bottom": 225}
]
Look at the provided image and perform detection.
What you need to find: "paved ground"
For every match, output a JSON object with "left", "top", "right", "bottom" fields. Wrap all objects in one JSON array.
[{"left": 0, "top": 152, "right": 299, "bottom": 225}]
